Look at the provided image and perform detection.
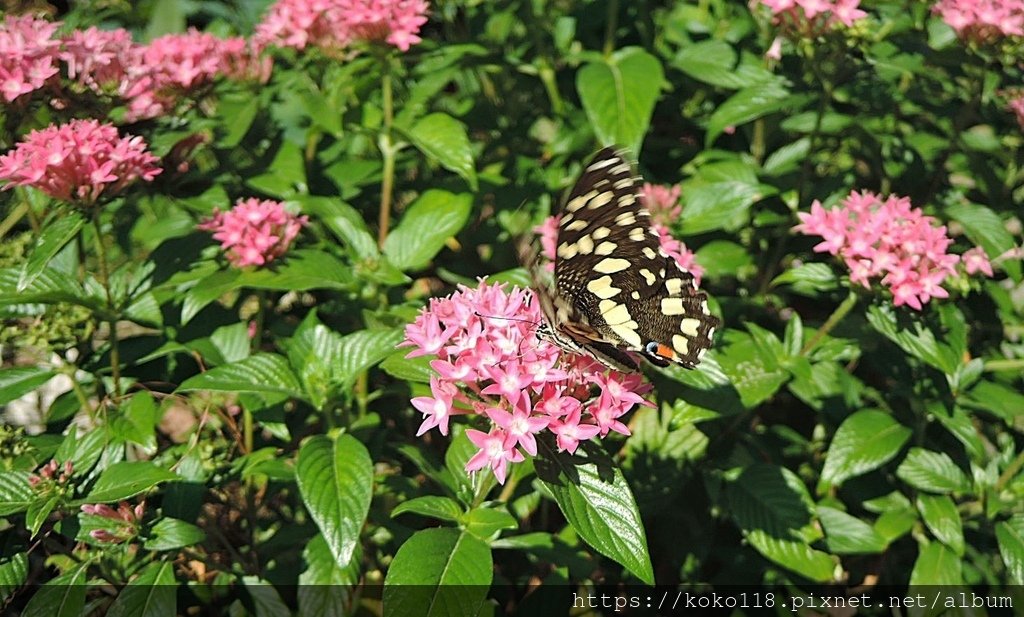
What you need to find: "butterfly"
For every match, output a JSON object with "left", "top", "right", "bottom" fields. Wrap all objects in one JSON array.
[{"left": 520, "top": 147, "right": 720, "bottom": 373}]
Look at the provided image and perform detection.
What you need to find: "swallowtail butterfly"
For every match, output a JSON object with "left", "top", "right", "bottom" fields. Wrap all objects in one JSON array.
[{"left": 521, "top": 147, "right": 720, "bottom": 373}]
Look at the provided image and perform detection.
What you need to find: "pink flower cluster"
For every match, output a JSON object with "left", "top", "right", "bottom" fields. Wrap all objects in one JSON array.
[
  {"left": 795, "top": 190, "right": 992, "bottom": 310},
  {"left": 59, "top": 26, "right": 135, "bottom": 95},
  {"left": 761, "top": 0, "right": 867, "bottom": 31},
  {"left": 28, "top": 459, "right": 72, "bottom": 487},
  {"left": 640, "top": 182, "right": 682, "bottom": 227},
  {"left": 0, "top": 119, "right": 162, "bottom": 205},
  {"left": 198, "top": 198, "right": 308, "bottom": 268},
  {"left": 1010, "top": 95, "right": 1024, "bottom": 129},
  {"left": 537, "top": 215, "right": 705, "bottom": 286},
  {"left": 933, "top": 0, "right": 1024, "bottom": 42},
  {"left": 124, "top": 30, "right": 269, "bottom": 121},
  {"left": 80, "top": 501, "right": 145, "bottom": 544},
  {"left": 0, "top": 14, "right": 60, "bottom": 102},
  {"left": 255, "top": 0, "right": 429, "bottom": 53},
  {"left": 400, "top": 281, "right": 651, "bottom": 484}
]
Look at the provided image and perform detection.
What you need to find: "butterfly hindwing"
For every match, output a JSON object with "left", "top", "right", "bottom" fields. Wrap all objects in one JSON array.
[{"left": 528, "top": 147, "right": 720, "bottom": 371}]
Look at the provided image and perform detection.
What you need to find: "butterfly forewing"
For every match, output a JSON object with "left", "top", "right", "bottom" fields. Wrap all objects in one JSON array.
[{"left": 547, "top": 147, "right": 719, "bottom": 370}]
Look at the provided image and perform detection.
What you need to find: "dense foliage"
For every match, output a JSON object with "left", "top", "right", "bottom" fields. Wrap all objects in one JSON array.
[{"left": 1, "top": 0, "right": 1023, "bottom": 614}]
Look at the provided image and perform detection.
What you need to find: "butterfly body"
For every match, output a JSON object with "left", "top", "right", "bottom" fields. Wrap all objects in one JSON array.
[{"left": 524, "top": 147, "right": 720, "bottom": 372}]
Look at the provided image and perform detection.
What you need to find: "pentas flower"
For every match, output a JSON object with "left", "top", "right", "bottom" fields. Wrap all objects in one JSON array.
[
  {"left": 198, "top": 198, "right": 308, "bottom": 268},
  {"left": 255, "top": 0, "right": 429, "bottom": 53},
  {"left": 1010, "top": 96, "right": 1024, "bottom": 129},
  {"left": 537, "top": 215, "right": 704, "bottom": 285},
  {"left": 59, "top": 27, "right": 135, "bottom": 95},
  {"left": 640, "top": 182, "right": 682, "bottom": 227},
  {"left": 933, "top": 0, "right": 1024, "bottom": 42},
  {"left": 761, "top": 0, "right": 867, "bottom": 32},
  {"left": 123, "top": 30, "right": 268, "bottom": 121},
  {"left": 795, "top": 190, "right": 991, "bottom": 310},
  {"left": 400, "top": 281, "right": 652, "bottom": 484},
  {"left": 0, "top": 119, "right": 162, "bottom": 206},
  {"left": 0, "top": 14, "right": 61, "bottom": 102}
]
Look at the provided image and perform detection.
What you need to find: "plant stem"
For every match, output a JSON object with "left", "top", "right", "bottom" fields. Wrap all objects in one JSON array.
[
  {"left": 603, "top": 0, "right": 620, "bottom": 56},
  {"left": 252, "top": 290, "right": 267, "bottom": 353},
  {"left": 243, "top": 406, "right": 254, "bottom": 454},
  {"left": 92, "top": 214, "right": 121, "bottom": 398},
  {"left": 996, "top": 449, "right": 1024, "bottom": 493},
  {"left": 0, "top": 201, "right": 27, "bottom": 238},
  {"left": 800, "top": 291, "right": 857, "bottom": 356},
  {"left": 377, "top": 60, "right": 396, "bottom": 249}
]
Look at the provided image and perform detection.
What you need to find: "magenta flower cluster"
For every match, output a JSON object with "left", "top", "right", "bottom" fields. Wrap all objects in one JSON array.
[
  {"left": 198, "top": 198, "right": 309, "bottom": 268},
  {"left": 255, "top": 0, "right": 430, "bottom": 53},
  {"left": 0, "top": 119, "right": 161, "bottom": 206},
  {"left": 795, "top": 190, "right": 992, "bottom": 310},
  {"left": 761, "top": 0, "right": 867, "bottom": 30},
  {"left": 400, "top": 281, "right": 651, "bottom": 484},
  {"left": 80, "top": 501, "right": 145, "bottom": 544},
  {"left": 933, "top": 0, "right": 1024, "bottom": 41}
]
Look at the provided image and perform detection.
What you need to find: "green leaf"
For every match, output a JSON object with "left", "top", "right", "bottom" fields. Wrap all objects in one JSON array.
[
  {"left": 243, "top": 576, "right": 291, "bottom": 617},
  {"left": 996, "top": 516, "right": 1024, "bottom": 584},
  {"left": 178, "top": 353, "right": 306, "bottom": 401},
  {"left": 909, "top": 542, "right": 962, "bottom": 585},
  {"left": 22, "top": 560, "right": 88, "bottom": 617},
  {"left": 382, "top": 190, "right": 473, "bottom": 271},
  {"left": 297, "top": 435, "right": 374, "bottom": 569},
  {"left": 380, "top": 352, "right": 433, "bottom": 383},
  {"left": 727, "top": 465, "right": 835, "bottom": 582},
  {"left": 535, "top": 444, "right": 654, "bottom": 584},
  {"left": 83, "top": 461, "right": 177, "bottom": 504},
  {"left": 946, "top": 202, "right": 1019, "bottom": 279},
  {"left": 25, "top": 493, "right": 58, "bottom": 537},
  {"left": 301, "top": 197, "right": 379, "bottom": 259},
  {"left": 820, "top": 410, "right": 912, "bottom": 486},
  {"left": 392, "top": 496, "right": 463, "bottom": 522},
  {"left": 865, "top": 305, "right": 958, "bottom": 375},
  {"left": 18, "top": 212, "right": 85, "bottom": 292},
  {"left": 917, "top": 495, "right": 964, "bottom": 556},
  {"left": 706, "top": 80, "right": 794, "bottom": 145},
  {"left": 677, "top": 181, "right": 763, "bottom": 235},
  {"left": 383, "top": 527, "right": 492, "bottom": 617},
  {"left": 0, "top": 267, "right": 100, "bottom": 311},
  {"left": 463, "top": 506, "right": 517, "bottom": 540},
  {"left": 817, "top": 506, "right": 887, "bottom": 554},
  {"left": 107, "top": 561, "right": 175, "bottom": 617},
  {"left": 896, "top": 448, "right": 972, "bottom": 494},
  {"left": 335, "top": 329, "right": 405, "bottom": 387},
  {"left": 0, "top": 366, "right": 55, "bottom": 406},
  {"left": 771, "top": 262, "right": 839, "bottom": 294},
  {"left": 576, "top": 47, "right": 663, "bottom": 153},
  {"left": 0, "top": 550, "right": 27, "bottom": 601},
  {"left": 143, "top": 517, "right": 206, "bottom": 551},
  {"left": 673, "top": 41, "right": 774, "bottom": 90},
  {"left": 407, "top": 113, "right": 477, "bottom": 190},
  {"left": 299, "top": 534, "right": 360, "bottom": 617},
  {"left": 716, "top": 333, "right": 789, "bottom": 409}
]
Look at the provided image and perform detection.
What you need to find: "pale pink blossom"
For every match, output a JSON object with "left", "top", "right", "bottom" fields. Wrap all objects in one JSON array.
[
  {"left": 640, "top": 182, "right": 683, "bottom": 226},
  {"left": 255, "top": 0, "right": 429, "bottom": 53},
  {"left": 933, "top": 0, "right": 1024, "bottom": 42},
  {"left": 198, "top": 198, "right": 308, "bottom": 268},
  {"left": 400, "top": 281, "right": 652, "bottom": 484},
  {"left": 0, "top": 14, "right": 61, "bottom": 102},
  {"left": 0, "top": 119, "right": 161, "bottom": 205},
  {"left": 1009, "top": 96, "right": 1024, "bottom": 130},
  {"left": 962, "top": 247, "right": 994, "bottom": 276},
  {"left": 795, "top": 190, "right": 990, "bottom": 310},
  {"left": 761, "top": 0, "right": 866, "bottom": 32},
  {"left": 59, "top": 27, "right": 135, "bottom": 95}
]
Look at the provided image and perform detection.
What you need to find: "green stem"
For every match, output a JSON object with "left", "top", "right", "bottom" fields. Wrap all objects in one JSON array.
[
  {"left": 537, "top": 60, "right": 565, "bottom": 116},
  {"left": 996, "top": 449, "right": 1024, "bottom": 493},
  {"left": 354, "top": 372, "right": 368, "bottom": 419},
  {"left": 603, "top": 0, "right": 620, "bottom": 56},
  {"left": 243, "top": 406, "right": 254, "bottom": 454},
  {"left": 0, "top": 202, "right": 27, "bottom": 238},
  {"left": 252, "top": 290, "right": 267, "bottom": 353},
  {"left": 800, "top": 291, "right": 857, "bottom": 356},
  {"left": 65, "top": 369, "right": 94, "bottom": 419},
  {"left": 92, "top": 214, "right": 121, "bottom": 398},
  {"left": 377, "top": 60, "right": 396, "bottom": 249}
]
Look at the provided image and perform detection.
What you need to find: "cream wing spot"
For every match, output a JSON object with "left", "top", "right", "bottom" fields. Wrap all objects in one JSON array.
[
  {"left": 566, "top": 190, "right": 596, "bottom": 212},
  {"left": 610, "top": 323, "right": 642, "bottom": 347},
  {"left": 599, "top": 301, "right": 632, "bottom": 326},
  {"left": 592, "top": 226, "right": 611, "bottom": 239},
  {"left": 587, "top": 157, "right": 617, "bottom": 172},
  {"left": 613, "top": 178, "right": 633, "bottom": 189},
  {"left": 672, "top": 335, "right": 690, "bottom": 355},
  {"left": 586, "top": 275, "right": 620, "bottom": 299},
  {"left": 680, "top": 318, "right": 702, "bottom": 337},
  {"left": 665, "top": 278, "right": 684, "bottom": 295},
  {"left": 565, "top": 219, "right": 588, "bottom": 231},
  {"left": 586, "top": 191, "right": 614, "bottom": 209},
  {"left": 642, "top": 247, "right": 657, "bottom": 259},
  {"left": 557, "top": 242, "right": 579, "bottom": 259},
  {"left": 628, "top": 227, "right": 646, "bottom": 241},
  {"left": 619, "top": 194, "right": 637, "bottom": 207},
  {"left": 615, "top": 212, "right": 637, "bottom": 226},
  {"left": 631, "top": 291, "right": 640, "bottom": 299},
  {"left": 594, "top": 258, "right": 631, "bottom": 273},
  {"left": 577, "top": 235, "right": 595, "bottom": 254},
  {"left": 661, "top": 298, "right": 687, "bottom": 316},
  {"left": 639, "top": 268, "right": 656, "bottom": 285},
  {"left": 595, "top": 241, "right": 617, "bottom": 255}
]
